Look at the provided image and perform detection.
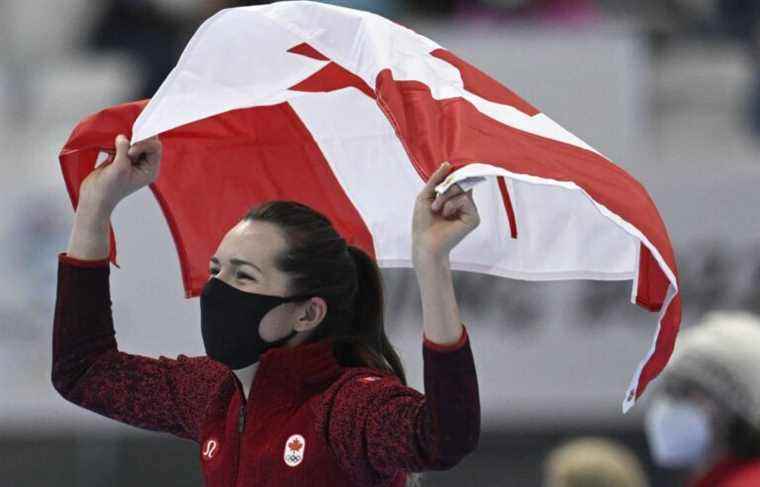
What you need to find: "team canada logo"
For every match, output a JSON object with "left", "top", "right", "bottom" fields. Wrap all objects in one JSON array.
[
  {"left": 201, "top": 437, "right": 220, "bottom": 461},
  {"left": 283, "top": 434, "right": 306, "bottom": 467}
]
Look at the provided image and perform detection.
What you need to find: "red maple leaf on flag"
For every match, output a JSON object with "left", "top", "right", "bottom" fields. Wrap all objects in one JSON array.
[{"left": 288, "top": 438, "right": 303, "bottom": 452}]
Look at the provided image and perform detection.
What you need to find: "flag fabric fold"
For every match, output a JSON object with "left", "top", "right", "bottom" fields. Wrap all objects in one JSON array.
[{"left": 59, "top": 1, "right": 680, "bottom": 411}]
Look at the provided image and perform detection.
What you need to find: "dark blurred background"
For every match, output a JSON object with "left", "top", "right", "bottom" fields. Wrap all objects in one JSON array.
[{"left": 1, "top": 0, "right": 759, "bottom": 485}]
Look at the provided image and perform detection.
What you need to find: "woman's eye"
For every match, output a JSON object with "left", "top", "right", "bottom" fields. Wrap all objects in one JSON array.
[{"left": 236, "top": 273, "right": 253, "bottom": 280}]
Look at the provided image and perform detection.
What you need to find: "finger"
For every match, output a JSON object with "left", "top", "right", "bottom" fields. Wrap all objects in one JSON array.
[
  {"left": 441, "top": 192, "right": 470, "bottom": 218},
  {"left": 431, "top": 182, "right": 464, "bottom": 211},
  {"left": 140, "top": 137, "right": 162, "bottom": 164},
  {"left": 139, "top": 135, "right": 162, "bottom": 154},
  {"left": 462, "top": 188, "right": 475, "bottom": 206},
  {"left": 128, "top": 136, "right": 162, "bottom": 164},
  {"left": 113, "top": 134, "right": 131, "bottom": 169},
  {"left": 127, "top": 138, "right": 158, "bottom": 158},
  {"left": 444, "top": 190, "right": 477, "bottom": 216},
  {"left": 420, "top": 162, "right": 452, "bottom": 200}
]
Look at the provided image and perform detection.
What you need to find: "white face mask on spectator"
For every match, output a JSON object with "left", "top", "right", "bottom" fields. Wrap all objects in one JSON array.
[{"left": 645, "top": 397, "right": 713, "bottom": 468}]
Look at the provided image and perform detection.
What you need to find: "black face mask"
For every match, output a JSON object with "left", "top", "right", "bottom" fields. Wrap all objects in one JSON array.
[{"left": 200, "top": 277, "right": 312, "bottom": 369}]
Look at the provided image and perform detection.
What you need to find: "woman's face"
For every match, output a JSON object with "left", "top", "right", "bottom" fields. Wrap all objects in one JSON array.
[{"left": 208, "top": 219, "right": 324, "bottom": 342}]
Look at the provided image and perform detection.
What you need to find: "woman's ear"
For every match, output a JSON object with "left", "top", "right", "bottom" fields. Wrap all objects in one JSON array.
[{"left": 294, "top": 297, "right": 327, "bottom": 332}]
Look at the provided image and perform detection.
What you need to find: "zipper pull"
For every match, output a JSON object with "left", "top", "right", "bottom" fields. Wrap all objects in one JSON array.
[{"left": 238, "top": 404, "right": 246, "bottom": 433}]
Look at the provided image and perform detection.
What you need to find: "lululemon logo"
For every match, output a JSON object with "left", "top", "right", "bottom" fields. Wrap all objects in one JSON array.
[
  {"left": 202, "top": 438, "right": 220, "bottom": 461},
  {"left": 283, "top": 434, "right": 305, "bottom": 467},
  {"left": 358, "top": 376, "right": 381, "bottom": 383}
]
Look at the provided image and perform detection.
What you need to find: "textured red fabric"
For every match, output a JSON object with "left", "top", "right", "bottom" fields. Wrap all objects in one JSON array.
[
  {"left": 51, "top": 253, "right": 480, "bottom": 486},
  {"left": 692, "top": 457, "right": 760, "bottom": 487}
]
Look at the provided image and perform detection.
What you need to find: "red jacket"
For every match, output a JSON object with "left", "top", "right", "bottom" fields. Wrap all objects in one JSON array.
[
  {"left": 51, "top": 252, "right": 480, "bottom": 486},
  {"left": 693, "top": 457, "right": 760, "bottom": 487}
]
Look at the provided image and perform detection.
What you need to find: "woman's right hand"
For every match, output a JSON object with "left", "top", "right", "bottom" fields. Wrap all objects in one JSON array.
[
  {"left": 66, "top": 134, "right": 161, "bottom": 260},
  {"left": 78, "top": 134, "right": 162, "bottom": 216}
]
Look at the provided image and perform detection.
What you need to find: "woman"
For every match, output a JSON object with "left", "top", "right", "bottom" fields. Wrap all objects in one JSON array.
[
  {"left": 644, "top": 310, "right": 760, "bottom": 487},
  {"left": 52, "top": 134, "right": 481, "bottom": 486}
]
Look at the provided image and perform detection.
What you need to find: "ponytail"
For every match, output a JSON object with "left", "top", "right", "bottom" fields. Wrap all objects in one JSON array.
[{"left": 346, "top": 245, "right": 407, "bottom": 386}]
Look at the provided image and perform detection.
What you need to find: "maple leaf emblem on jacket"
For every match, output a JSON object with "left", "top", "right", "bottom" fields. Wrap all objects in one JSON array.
[
  {"left": 288, "top": 437, "right": 303, "bottom": 452},
  {"left": 283, "top": 434, "right": 306, "bottom": 467}
]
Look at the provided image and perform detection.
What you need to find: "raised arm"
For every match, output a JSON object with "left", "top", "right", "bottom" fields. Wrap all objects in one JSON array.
[
  {"left": 52, "top": 134, "right": 227, "bottom": 441},
  {"left": 319, "top": 162, "right": 482, "bottom": 484},
  {"left": 411, "top": 161, "right": 479, "bottom": 346}
]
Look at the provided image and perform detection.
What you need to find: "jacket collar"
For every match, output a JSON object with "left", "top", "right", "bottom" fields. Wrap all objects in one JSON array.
[{"left": 235, "top": 338, "right": 342, "bottom": 402}]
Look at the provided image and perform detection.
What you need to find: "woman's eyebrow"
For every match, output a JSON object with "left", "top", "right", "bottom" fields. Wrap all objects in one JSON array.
[{"left": 210, "top": 256, "right": 263, "bottom": 275}]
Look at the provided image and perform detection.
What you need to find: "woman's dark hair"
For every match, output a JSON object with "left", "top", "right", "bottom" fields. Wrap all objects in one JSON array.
[{"left": 244, "top": 200, "right": 407, "bottom": 385}]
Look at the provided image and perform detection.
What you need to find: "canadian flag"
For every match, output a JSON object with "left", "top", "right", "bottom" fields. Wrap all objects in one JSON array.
[{"left": 59, "top": 1, "right": 680, "bottom": 412}]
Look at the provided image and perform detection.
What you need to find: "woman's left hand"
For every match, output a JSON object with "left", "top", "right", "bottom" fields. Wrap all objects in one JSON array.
[{"left": 412, "top": 162, "right": 481, "bottom": 263}]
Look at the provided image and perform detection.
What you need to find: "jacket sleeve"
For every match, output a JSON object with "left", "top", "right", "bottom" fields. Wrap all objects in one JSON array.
[
  {"left": 318, "top": 326, "right": 480, "bottom": 484},
  {"left": 51, "top": 252, "right": 228, "bottom": 442}
]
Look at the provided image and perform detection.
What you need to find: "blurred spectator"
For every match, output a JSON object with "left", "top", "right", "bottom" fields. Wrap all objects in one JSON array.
[
  {"left": 220, "top": 0, "right": 405, "bottom": 18},
  {"left": 82, "top": 0, "right": 602, "bottom": 102},
  {"left": 84, "top": 0, "right": 408, "bottom": 101},
  {"left": 612, "top": 0, "right": 760, "bottom": 136},
  {"left": 543, "top": 437, "right": 649, "bottom": 487},
  {"left": 644, "top": 310, "right": 760, "bottom": 486},
  {"left": 86, "top": 0, "right": 195, "bottom": 100},
  {"left": 711, "top": 1, "right": 760, "bottom": 135}
]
